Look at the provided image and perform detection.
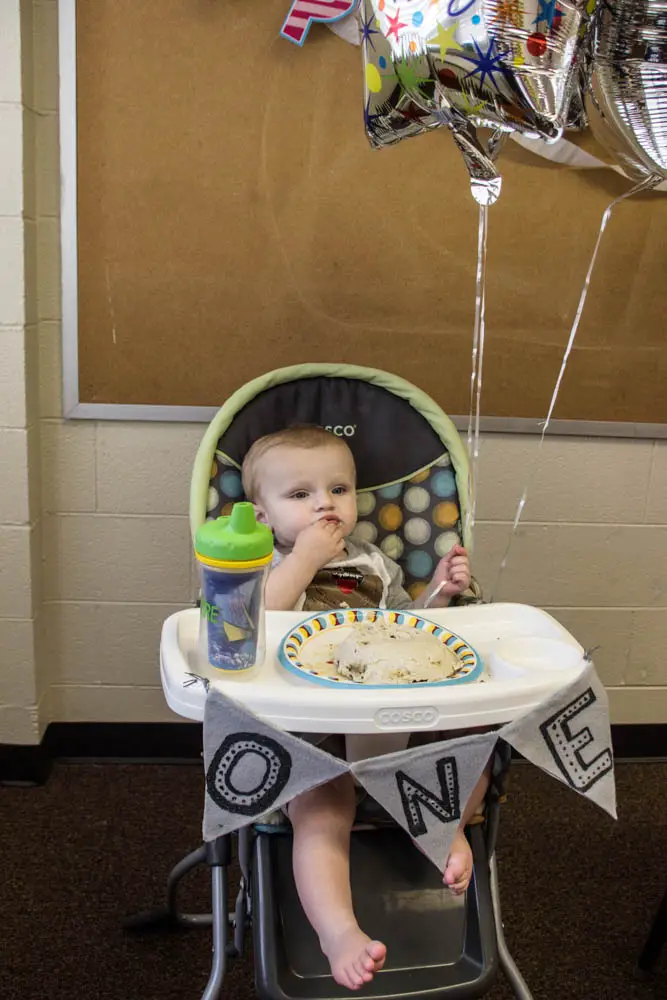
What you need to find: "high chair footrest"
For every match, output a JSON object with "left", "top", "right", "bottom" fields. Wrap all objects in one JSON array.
[{"left": 252, "top": 825, "right": 498, "bottom": 1000}]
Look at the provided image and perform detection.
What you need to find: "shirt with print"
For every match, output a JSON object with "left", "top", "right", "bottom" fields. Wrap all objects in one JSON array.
[{"left": 271, "top": 537, "right": 411, "bottom": 612}]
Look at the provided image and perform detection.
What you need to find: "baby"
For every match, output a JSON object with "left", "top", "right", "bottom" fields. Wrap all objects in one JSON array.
[{"left": 241, "top": 425, "right": 490, "bottom": 991}]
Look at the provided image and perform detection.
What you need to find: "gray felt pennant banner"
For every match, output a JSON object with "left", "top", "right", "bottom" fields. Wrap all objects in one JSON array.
[
  {"left": 351, "top": 731, "right": 499, "bottom": 872},
  {"left": 500, "top": 661, "right": 616, "bottom": 819},
  {"left": 203, "top": 686, "right": 350, "bottom": 841}
]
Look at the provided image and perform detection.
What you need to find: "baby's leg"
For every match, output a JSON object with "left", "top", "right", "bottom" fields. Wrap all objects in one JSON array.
[
  {"left": 443, "top": 763, "right": 491, "bottom": 895},
  {"left": 289, "top": 774, "right": 386, "bottom": 990}
]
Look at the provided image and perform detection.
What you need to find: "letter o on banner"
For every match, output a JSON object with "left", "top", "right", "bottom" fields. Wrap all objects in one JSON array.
[{"left": 206, "top": 732, "right": 292, "bottom": 816}]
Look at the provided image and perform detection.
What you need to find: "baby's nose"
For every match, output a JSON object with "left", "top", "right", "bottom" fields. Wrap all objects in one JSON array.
[{"left": 315, "top": 493, "right": 334, "bottom": 509}]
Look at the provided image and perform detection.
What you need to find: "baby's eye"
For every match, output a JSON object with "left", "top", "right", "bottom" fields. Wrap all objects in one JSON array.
[
  {"left": 331, "top": 486, "right": 348, "bottom": 495},
  {"left": 290, "top": 490, "right": 309, "bottom": 500}
]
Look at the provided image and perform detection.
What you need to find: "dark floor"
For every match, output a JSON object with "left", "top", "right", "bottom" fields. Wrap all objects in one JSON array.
[{"left": 1, "top": 761, "right": 665, "bottom": 1000}]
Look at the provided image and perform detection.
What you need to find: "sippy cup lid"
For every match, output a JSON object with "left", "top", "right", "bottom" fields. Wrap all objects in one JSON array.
[{"left": 195, "top": 502, "right": 273, "bottom": 568}]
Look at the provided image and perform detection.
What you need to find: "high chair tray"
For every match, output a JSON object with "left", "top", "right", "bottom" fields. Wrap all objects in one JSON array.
[{"left": 160, "top": 603, "right": 587, "bottom": 733}]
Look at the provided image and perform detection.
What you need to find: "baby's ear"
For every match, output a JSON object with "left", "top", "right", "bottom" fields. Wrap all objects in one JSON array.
[{"left": 253, "top": 504, "right": 268, "bottom": 525}]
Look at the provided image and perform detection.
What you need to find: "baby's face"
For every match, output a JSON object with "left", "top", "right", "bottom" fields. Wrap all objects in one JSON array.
[{"left": 255, "top": 443, "right": 358, "bottom": 548}]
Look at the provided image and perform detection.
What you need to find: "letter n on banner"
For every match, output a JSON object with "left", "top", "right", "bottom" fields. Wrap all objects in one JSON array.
[
  {"left": 203, "top": 688, "right": 350, "bottom": 840},
  {"left": 500, "top": 661, "right": 616, "bottom": 819},
  {"left": 398, "top": 757, "right": 460, "bottom": 837},
  {"left": 281, "top": 0, "right": 358, "bottom": 46},
  {"left": 351, "top": 732, "right": 498, "bottom": 872}
]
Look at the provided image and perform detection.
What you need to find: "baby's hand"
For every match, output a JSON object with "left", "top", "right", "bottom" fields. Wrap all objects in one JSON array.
[
  {"left": 293, "top": 519, "right": 345, "bottom": 573},
  {"left": 431, "top": 544, "right": 471, "bottom": 602}
]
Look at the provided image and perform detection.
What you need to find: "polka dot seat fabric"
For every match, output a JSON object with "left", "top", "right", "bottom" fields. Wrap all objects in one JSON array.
[
  {"left": 194, "top": 365, "right": 481, "bottom": 606},
  {"left": 352, "top": 459, "right": 465, "bottom": 602}
]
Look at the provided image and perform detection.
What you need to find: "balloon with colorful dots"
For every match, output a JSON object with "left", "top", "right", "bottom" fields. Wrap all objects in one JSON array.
[{"left": 361, "top": 0, "right": 596, "bottom": 204}]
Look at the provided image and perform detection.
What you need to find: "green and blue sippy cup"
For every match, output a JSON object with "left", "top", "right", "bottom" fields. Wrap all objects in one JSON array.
[{"left": 194, "top": 503, "right": 273, "bottom": 673}]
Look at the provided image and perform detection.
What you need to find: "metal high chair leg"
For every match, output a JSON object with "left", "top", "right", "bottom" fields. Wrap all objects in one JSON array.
[
  {"left": 123, "top": 834, "right": 236, "bottom": 1000},
  {"left": 122, "top": 843, "right": 213, "bottom": 931},
  {"left": 231, "top": 827, "right": 252, "bottom": 958},
  {"left": 122, "top": 835, "right": 234, "bottom": 937},
  {"left": 484, "top": 745, "right": 534, "bottom": 1000},
  {"left": 490, "top": 854, "right": 534, "bottom": 1000},
  {"left": 166, "top": 846, "right": 212, "bottom": 927},
  {"left": 201, "top": 837, "right": 231, "bottom": 1000}
]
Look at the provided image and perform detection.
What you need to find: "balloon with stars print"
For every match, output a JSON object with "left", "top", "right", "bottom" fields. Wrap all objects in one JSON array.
[
  {"left": 361, "top": 0, "right": 595, "bottom": 203},
  {"left": 359, "top": 8, "right": 446, "bottom": 151},
  {"left": 532, "top": 0, "right": 563, "bottom": 31}
]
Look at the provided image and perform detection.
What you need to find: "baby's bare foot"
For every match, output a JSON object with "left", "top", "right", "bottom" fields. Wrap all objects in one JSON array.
[
  {"left": 322, "top": 927, "right": 386, "bottom": 991},
  {"left": 444, "top": 829, "right": 473, "bottom": 896}
]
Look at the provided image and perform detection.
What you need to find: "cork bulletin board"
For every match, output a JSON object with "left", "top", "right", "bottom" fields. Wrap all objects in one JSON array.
[{"left": 60, "top": 0, "right": 667, "bottom": 432}]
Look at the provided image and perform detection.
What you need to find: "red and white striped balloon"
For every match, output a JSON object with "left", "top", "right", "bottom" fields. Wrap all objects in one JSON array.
[{"left": 281, "top": 0, "right": 358, "bottom": 45}]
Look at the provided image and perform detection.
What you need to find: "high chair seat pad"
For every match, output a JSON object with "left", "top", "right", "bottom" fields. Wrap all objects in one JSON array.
[{"left": 217, "top": 373, "right": 446, "bottom": 491}]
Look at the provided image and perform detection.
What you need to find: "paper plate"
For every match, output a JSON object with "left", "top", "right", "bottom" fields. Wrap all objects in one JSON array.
[{"left": 278, "top": 608, "right": 483, "bottom": 689}]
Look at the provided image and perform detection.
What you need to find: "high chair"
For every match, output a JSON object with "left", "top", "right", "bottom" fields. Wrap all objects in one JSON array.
[{"left": 125, "top": 364, "right": 585, "bottom": 1000}]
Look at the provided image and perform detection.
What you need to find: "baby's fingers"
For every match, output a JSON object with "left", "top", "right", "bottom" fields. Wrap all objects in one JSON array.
[
  {"left": 449, "top": 558, "right": 468, "bottom": 575},
  {"left": 449, "top": 552, "right": 469, "bottom": 565}
]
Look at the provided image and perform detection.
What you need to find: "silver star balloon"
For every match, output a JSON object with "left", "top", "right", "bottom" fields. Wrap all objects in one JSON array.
[
  {"left": 361, "top": 0, "right": 594, "bottom": 203},
  {"left": 587, "top": 0, "right": 667, "bottom": 182}
]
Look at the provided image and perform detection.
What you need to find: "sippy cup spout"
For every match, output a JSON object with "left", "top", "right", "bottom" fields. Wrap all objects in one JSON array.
[{"left": 230, "top": 502, "right": 258, "bottom": 535}]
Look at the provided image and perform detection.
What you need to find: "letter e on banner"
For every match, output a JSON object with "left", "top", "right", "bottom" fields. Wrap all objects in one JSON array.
[
  {"left": 281, "top": 0, "right": 358, "bottom": 46},
  {"left": 499, "top": 662, "right": 616, "bottom": 819},
  {"left": 539, "top": 688, "right": 613, "bottom": 793}
]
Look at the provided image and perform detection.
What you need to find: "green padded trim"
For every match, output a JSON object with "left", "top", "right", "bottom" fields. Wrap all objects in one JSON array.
[{"left": 190, "top": 363, "right": 471, "bottom": 547}]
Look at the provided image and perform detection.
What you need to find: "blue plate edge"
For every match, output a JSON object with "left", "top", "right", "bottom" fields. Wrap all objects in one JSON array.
[{"left": 277, "top": 608, "right": 485, "bottom": 690}]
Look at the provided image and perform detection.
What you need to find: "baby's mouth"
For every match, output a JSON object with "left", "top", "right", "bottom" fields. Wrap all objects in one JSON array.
[{"left": 320, "top": 515, "right": 341, "bottom": 524}]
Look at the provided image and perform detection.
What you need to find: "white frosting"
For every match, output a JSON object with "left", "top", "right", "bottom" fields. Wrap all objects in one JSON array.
[{"left": 334, "top": 622, "right": 458, "bottom": 684}]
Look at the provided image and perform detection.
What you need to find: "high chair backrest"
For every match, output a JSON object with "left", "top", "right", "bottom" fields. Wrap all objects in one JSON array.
[{"left": 190, "top": 364, "right": 474, "bottom": 602}]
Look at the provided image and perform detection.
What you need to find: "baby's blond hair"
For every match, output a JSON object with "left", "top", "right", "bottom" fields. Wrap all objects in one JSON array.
[{"left": 241, "top": 425, "right": 354, "bottom": 502}]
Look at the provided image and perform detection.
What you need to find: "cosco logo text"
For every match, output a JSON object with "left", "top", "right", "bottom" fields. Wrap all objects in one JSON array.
[
  {"left": 375, "top": 707, "right": 438, "bottom": 728},
  {"left": 325, "top": 425, "right": 356, "bottom": 437}
]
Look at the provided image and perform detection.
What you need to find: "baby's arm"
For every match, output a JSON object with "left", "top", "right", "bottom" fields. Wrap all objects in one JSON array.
[
  {"left": 265, "top": 520, "right": 345, "bottom": 611},
  {"left": 265, "top": 552, "right": 317, "bottom": 611}
]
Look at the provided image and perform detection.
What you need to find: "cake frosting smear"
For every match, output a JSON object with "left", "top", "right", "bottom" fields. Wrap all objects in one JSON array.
[{"left": 334, "top": 621, "right": 460, "bottom": 684}]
